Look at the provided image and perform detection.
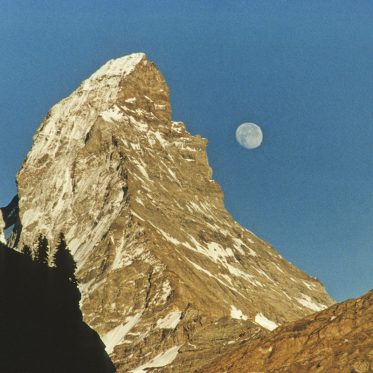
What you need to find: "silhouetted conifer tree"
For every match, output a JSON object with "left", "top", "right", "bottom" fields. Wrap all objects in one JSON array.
[
  {"left": 22, "top": 245, "right": 32, "bottom": 259},
  {"left": 21, "top": 244, "right": 33, "bottom": 261},
  {"left": 54, "top": 233, "right": 77, "bottom": 285},
  {"left": 35, "top": 235, "right": 49, "bottom": 266}
]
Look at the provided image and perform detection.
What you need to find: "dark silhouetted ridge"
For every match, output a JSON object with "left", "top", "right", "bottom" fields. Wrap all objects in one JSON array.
[{"left": 0, "top": 241, "right": 115, "bottom": 373}]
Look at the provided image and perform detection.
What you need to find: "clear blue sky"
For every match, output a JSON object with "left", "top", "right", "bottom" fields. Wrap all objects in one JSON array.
[{"left": 1, "top": 0, "right": 372, "bottom": 301}]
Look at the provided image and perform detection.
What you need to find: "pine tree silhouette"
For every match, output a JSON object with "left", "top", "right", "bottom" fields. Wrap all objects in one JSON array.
[
  {"left": 35, "top": 235, "right": 49, "bottom": 266},
  {"left": 54, "top": 233, "right": 77, "bottom": 285},
  {"left": 22, "top": 244, "right": 33, "bottom": 260}
]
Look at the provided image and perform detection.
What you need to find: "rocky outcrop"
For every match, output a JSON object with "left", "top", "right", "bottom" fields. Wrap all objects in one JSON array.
[
  {"left": 202, "top": 290, "right": 373, "bottom": 373},
  {"left": 0, "top": 211, "right": 5, "bottom": 244},
  {"left": 13, "top": 53, "right": 334, "bottom": 372},
  {"left": 0, "top": 195, "right": 19, "bottom": 244}
]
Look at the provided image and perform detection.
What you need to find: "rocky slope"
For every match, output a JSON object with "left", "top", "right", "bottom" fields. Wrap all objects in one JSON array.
[
  {"left": 202, "top": 290, "right": 373, "bottom": 373},
  {"left": 10, "top": 53, "right": 334, "bottom": 372}
]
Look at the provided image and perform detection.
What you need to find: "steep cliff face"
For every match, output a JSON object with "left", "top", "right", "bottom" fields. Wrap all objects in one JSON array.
[
  {"left": 202, "top": 290, "right": 373, "bottom": 373},
  {"left": 14, "top": 53, "right": 334, "bottom": 372}
]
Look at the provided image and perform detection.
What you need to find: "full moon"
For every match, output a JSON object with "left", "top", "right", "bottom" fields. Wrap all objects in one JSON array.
[{"left": 235, "top": 122, "right": 263, "bottom": 149}]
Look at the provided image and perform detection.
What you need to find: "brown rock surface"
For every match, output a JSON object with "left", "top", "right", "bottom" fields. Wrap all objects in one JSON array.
[
  {"left": 202, "top": 290, "right": 373, "bottom": 373},
  {"left": 12, "top": 53, "right": 334, "bottom": 372}
]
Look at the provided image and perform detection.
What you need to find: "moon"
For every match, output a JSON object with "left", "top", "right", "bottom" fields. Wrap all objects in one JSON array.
[{"left": 235, "top": 122, "right": 263, "bottom": 149}]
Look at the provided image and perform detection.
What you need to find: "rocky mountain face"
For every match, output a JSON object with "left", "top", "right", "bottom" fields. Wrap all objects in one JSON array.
[
  {"left": 201, "top": 290, "right": 373, "bottom": 373},
  {"left": 0, "top": 195, "right": 18, "bottom": 245},
  {"left": 9, "top": 53, "right": 334, "bottom": 372}
]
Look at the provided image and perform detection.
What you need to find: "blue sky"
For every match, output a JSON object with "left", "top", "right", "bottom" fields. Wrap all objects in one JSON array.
[{"left": 0, "top": 0, "right": 372, "bottom": 301}]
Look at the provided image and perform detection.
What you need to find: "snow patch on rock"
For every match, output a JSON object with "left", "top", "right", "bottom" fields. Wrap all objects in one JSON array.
[
  {"left": 159, "top": 280, "right": 172, "bottom": 304},
  {"left": 156, "top": 311, "right": 182, "bottom": 329},
  {"left": 100, "top": 105, "right": 124, "bottom": 123},
  {"left": 102, "top": 312, "right": 142, "bottom": 354},
  {"left": 297, "top": 294, "right": 327, "bottom": 312},
  {"left": 255, "top": 313, "right": 278, "bottom": 331},
  {"left": 131, "top": 345, "right": 181, "bottom": 373},
  {"left": 232, "top": 237, "right": 257, "bottom": 256},
  {"left": 230, "top": 305, "right": 248, "bottom": 320},
  {"left": 90, "top": 53, "right": 145, "bottom": 81}
]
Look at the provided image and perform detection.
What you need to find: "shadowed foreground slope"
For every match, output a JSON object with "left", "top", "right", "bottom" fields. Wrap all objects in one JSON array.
[
  {"left": 0, "top": 242, "right": 115, "bottom": 373},
  {"left": 201, "top": 290, "right": 373, "bottom": 373}
]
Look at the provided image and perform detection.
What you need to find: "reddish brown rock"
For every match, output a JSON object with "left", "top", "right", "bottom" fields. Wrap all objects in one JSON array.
[{"left": 202, "top": 290, "right": 373, "bottom": 373}]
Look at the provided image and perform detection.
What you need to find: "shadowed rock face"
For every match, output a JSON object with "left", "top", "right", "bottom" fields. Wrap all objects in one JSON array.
[
  {"left": 0, "top": 195, "right": 18, "bottom": 244},
  {"left": 201, "top": 290, "right": 373, "bottom": 373},
  {"left": 13, "top": 53, "right": 334, "bottom": 372}
]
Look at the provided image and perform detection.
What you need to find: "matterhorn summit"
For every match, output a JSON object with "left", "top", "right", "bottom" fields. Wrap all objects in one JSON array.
[{"left": 8, "top": 53, "right": 333, "bottom": 372}]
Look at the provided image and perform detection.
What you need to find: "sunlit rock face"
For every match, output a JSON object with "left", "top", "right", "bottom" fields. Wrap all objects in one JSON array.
[
  {"left": 0, "top": 211, "right": 5, "bottom": 245},
  {"left": 202, "top": 290, "right": 373, "bottom": 373},
  {"left": 15, "top": 53, "right": 334, "bottom": 372}
]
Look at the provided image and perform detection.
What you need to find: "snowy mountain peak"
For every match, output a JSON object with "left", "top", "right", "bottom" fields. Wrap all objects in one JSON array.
[
  {"left": 89, "top": 53, "right": 146, "bottom": 80},
  {"left": 13, "top": 53, "right": 334, "bottom": 372}
]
